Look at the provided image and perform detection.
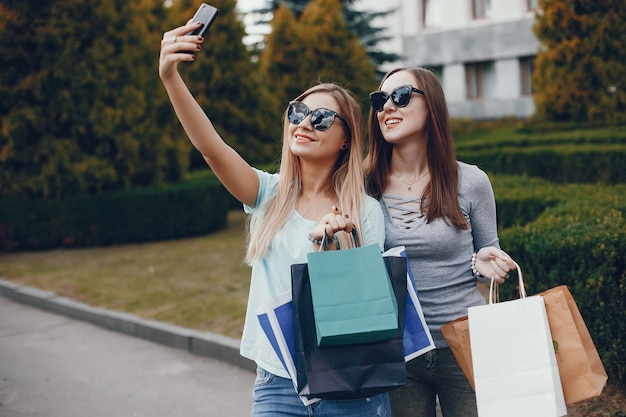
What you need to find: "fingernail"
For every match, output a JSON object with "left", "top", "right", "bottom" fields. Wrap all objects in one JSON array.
[
  {"left": 198, "top": 36, "right": 203, "bottom": 41},
  {"left": 344, "top": 214, "right": 349, "bottom": 218}
]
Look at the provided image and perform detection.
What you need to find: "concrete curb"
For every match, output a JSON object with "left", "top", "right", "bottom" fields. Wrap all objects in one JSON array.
[{"left": 0, "top": 277, "right": 255, "bottom": 373}]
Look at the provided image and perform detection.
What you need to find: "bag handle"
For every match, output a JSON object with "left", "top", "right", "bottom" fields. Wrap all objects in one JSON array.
[
  {"left": 488, "top": 261, "right": 526, "bottom": 304},
  {"left": 320, "top": 228, "right": 361, "bottom": 251}
]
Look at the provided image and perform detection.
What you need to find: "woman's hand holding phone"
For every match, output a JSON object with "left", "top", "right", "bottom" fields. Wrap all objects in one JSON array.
[
  {"left": 158, "top": 3, "right": 219, "bottom": 79},
  {"left": 159, "top": 22, "right": 204, "bottom": 79}
]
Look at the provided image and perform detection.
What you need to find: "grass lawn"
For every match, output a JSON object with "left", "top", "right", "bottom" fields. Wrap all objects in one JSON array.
[{"left": 0, "top": 210, "right": 252, "bottom": 339}]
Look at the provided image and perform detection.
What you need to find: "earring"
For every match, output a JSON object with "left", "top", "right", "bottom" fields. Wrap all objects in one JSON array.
[{"left": 341, "top": 142, "right": 349, "bottom": 150}]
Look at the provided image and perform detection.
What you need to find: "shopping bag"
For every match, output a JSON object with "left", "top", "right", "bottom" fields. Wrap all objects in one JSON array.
[
  {"left": 387, "top": 246, "right": 436, "bottom": 361},
  {"left": 440, "top": 315, "right": 474, "bottom": 390},
  {"left": 540, "top": 285, "right": 607, "bottom": 404},
  {"left": 306, "top": 234, "right": 398, "bottom": 347},
  {"left": 256, "top": 292, "right": 320, "bottom": 406},
  {"left": 468, "top": 263, "right": 567, "bottom": 417},
  {"left": 257, "top": 247, "right": 434, "bottom": 401},
  {"left": 291, "top": 255, "right": 407, "bottom": 399}
]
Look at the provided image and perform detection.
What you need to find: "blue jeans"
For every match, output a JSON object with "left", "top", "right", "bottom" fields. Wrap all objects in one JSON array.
[
  {"left": 389, "top": 348, "right": 477, "bottom": 417},
  {"left": 252, "top": 367, "right": 391, "bottom": 417}
]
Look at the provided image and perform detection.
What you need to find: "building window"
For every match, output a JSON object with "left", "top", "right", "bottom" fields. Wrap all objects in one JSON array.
[
  {"left": 520, "top": 57, "right": 535, "bottom": 95},
  {"left": 422, "top": 0, "right": 442, "bottom": 28},
  {"left": 526, "top": 0, "right": 539, "bottom": 11},
  {"left": 426, "top": 65, "right": 444, "bottom": 82},
  {"left": 472, "top": 0, "right": 492, "bottom": 19},
  {"left": 465, "top": 61, "right": 494, "bottom": 99}
]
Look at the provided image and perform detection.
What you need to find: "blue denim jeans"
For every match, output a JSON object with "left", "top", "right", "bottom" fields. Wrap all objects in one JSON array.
[
  {"left": 252, "top": 367, "right": 391, "bottom": 417},
  {"left": 389, "top": 348, "right": 477, "bottom": 417}
]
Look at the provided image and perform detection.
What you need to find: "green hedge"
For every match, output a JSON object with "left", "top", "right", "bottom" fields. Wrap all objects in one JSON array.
[
  {"left": 492, "top": 176, "right": 626, "bottom": 385},
  {"left": 458, "top": 144, "right": 626, "bottom": 184},
  {"left": 0, "top": 179, "right": 232, "bottom": 251},
  {"left": 455, "top": 121, "right": 626, "bottom": 184}
]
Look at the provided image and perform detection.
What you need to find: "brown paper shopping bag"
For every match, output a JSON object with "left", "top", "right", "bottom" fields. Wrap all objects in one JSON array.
[
  {"left": 441, "top": 315, "right": 474, "bottom": 390},
  {"left": 540, "top": 285, "right": 608, "bottom": 404}
]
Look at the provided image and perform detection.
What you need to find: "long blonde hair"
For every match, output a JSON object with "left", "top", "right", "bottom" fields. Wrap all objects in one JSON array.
[{"left": 246, "top": 83, "right": 366, "bottom": 263}]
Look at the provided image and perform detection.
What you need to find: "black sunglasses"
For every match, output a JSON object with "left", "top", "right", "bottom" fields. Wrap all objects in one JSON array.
[
  {"left": 287, "top": 101, "right": 349, "bottom": 132},
  {"left": 369, "top": 85, "right": 425, "bottom": 112}
]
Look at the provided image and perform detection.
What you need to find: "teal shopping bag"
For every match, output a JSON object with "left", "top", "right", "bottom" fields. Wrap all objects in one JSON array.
[{"left": 306, "top": 239, "right": 398, "bottom": 347}]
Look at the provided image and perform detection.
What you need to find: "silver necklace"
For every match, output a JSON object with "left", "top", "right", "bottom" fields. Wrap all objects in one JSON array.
[{"left": 391, "top": 171, "right": 429, "bottom": 191}]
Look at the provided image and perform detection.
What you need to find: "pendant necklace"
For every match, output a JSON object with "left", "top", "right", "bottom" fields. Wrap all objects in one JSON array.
[{"left": 391, "top": 170, "right": 429, "bottom": 191}]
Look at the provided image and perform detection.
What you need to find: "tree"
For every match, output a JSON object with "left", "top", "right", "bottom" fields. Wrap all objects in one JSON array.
[
  {"left": 0, "top": 0, "right": 184, "bottom": 198},
  {"left": 259, "top": 4, "right": 308, "bottom": 106},
  {"left": 168, "top": 0, "right": 280, "bottom": 170},
  {"left": 252, "top": 0, "right": 400, "bottom": 74},
  {"left": 298, "top": 0, "right": 378, "bottom": 102},
  {"left": 259, "top": 0, "right": 378, "bottom": 112},
  {"left": 0, "top": 0, "right": 278, "bottom": 198},
  {"left": 533, "top": 0, "right": 626, "bottom": 122}
]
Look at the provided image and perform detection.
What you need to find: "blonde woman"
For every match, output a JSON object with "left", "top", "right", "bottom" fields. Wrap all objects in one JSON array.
[{"left": 159, "top": 22, "right": 387, "bottom": 416}]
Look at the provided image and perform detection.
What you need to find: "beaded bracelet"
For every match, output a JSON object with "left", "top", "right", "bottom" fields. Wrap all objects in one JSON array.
[
  {"left": 307, "top": 233, "right": 339, "bottom": 247},
  {"left": 307, "top": 234, "right": 324, "bottom": 245},
  {"left": 471, "top": 252, "right": 484, "bottom": 279}
]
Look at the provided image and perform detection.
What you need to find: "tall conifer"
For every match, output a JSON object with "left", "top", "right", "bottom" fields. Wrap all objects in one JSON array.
[
  {"left": 0, "top": 0, "right": 184, "bottom": 197},
  {"left": 533, "top": 0, "right": 625, "bottom": 122},
  {"left": 298, "top": 0, "right": 377, "bottom": 104}
]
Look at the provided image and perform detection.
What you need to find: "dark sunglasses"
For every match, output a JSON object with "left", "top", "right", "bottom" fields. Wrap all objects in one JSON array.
[
  {"left": 287, "top": 101, "right": 349, "bottom": 132},
  {"left": 369, "top": 85, "right": 425, "bottom": 112}
]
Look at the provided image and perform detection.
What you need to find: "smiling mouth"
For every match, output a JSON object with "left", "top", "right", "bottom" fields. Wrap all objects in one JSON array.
[
  {"left": 295, "top": 134, "right": 315, "bottom": 142},
  {"left": 385, "top": 118, "right": 401, "bottom": 126}
]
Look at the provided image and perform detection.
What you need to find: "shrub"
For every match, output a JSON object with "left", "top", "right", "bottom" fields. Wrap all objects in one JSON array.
[
  {"left": 460, "top": 144, "right": 626, "bottom": 184},
  {"left": 0, "top": 179, "right": 231, "bottom": 251},
  {"left": 493, "top": 176, "right": 626, "bottom": 384}
]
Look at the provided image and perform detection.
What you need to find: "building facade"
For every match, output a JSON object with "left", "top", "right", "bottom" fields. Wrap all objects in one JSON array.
[{"left": 364, "top": 0, "right": 541, "bottom": 119}]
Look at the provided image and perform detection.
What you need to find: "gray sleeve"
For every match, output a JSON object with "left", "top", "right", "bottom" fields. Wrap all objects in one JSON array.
[{"left": 460, "top": 163, "right": 500, "bottom": 251}]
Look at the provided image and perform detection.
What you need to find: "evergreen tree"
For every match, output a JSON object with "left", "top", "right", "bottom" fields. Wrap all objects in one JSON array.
[
  {"left": 298, "top": 0, "right": 378, "bottom": 103},
  {"left": 168, "top": 0, "right": 280, "bottom": 170},
  {"left": 533, "top": 0, "right": 626, "bottom": 122},
  {"left": 259, "top": 4, "right": 306, "bottom": 106},
  {"left": 252, "top": 0, "right": 400, "bottom": 73},
  {"left": 0, "top": 0, "right": 278, "bottom": 198},
  {"left": 0, "top": 0, "right": 185, "bottom": 198},
  {"left": 259, "top": 0, "right": 377, "bottom": 113}
]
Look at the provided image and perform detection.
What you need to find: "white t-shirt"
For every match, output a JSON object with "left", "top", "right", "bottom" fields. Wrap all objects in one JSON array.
[{"left": 239, "top": 169, "right": 385, "bottom": 378}]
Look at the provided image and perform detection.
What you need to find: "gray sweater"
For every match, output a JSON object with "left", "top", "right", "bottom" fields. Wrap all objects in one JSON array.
[{"left": 381, "top": 162, "right": 499, "bottom": 348}]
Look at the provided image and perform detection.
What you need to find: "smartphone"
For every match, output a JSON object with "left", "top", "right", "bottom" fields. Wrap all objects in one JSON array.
[{"left": 185, "top": 3, "right": 219, "bottom": 38}]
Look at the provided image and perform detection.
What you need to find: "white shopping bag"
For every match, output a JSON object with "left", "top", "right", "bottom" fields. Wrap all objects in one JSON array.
[{"left": 468, "top": 263, "right": 566, "bottom": 417}]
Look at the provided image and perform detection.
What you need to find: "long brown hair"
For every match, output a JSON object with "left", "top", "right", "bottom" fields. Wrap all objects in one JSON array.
[
  {"left": 364, "top": 67, "right": 467, "bottom": 230},
  {"left": 246, "top": 83, "right": 367, "bottom": 263}
]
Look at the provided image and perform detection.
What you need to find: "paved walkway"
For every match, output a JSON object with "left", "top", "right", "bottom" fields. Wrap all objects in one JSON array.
[
  {"left": 0, "top": 279, "right": 444, "bottom": 417},
  {"left": 0, "top": 286, "right": 254, "bottom": 417}
]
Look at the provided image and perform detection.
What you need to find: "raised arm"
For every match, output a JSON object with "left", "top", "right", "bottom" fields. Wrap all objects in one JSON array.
[{"left": 158, "top": 22, "right": 259, "bottom": 207}]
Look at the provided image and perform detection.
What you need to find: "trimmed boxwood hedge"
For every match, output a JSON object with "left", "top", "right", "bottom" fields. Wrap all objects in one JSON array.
[
  {"left": 492, "top": 175, "right": 626, "bottom": 385},
  {"left": 0, "top": 178, "right": 232, "bottom": 252},
  {"left": 455, "top": 121, "right": 626, "bottom": 184},
  {"left": 458, "top": 144, "right": 626, "bottom": 184}
]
